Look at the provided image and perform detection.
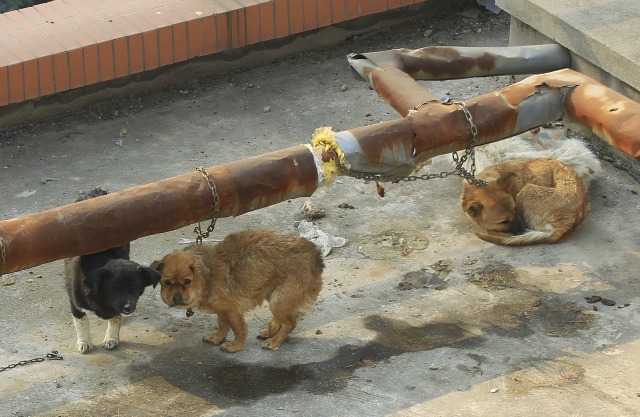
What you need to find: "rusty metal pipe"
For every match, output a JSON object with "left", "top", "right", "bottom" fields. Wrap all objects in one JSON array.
[
  {"left": 348, "top": 44, "right": 570, "bottom": 82},
  {"left": 0, "top": 146, "right": 319, "bottom": 275}
]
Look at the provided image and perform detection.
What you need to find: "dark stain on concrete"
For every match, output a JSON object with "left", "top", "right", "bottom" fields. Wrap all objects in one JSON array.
[{"left": 128, "top": 342, "right": 406, "bottom": 407}]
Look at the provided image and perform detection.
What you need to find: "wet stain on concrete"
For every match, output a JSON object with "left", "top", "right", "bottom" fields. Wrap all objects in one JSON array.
[
  {"left": 398, "top": 269, "right": 449, "bottom": 291},
  {"left": 357, "top": 230, "right": 429, "bottom": 259},
  {"left": 363, "top": 315, "right": 474, "bottom": 351},
  {"left": 128, "top": 342, "right": 407, "bottom": 407},
  {"left": 532, "top": 299, "right": 595, "bottom": 336},
  {"left": 469, "top": 262, "right": 518, "bottom": 291},
  {"left": 506, "top": 359, "right": 583, "bottom": 394}
]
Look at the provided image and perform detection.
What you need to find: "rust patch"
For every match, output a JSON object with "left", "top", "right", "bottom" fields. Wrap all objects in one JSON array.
[
  {"left": 370, "top": 68, "right": 439, "bottom": 117},
  {"left": 0, "top": 146, "right": 318, "bottom": 274},
  {"left": 348, "top": 119, "right": 415, "bottom": 166}
]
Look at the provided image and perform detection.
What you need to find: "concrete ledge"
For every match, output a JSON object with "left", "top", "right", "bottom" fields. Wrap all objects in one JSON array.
[{"left": 496, "top": 0, "right": 640, "bottom": 102}]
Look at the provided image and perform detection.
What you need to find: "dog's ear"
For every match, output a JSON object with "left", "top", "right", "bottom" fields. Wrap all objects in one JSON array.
[
  {"left": 85, "top": 267, "right": 110, "bottom": 296},
  {"left": 138, "top": 265, "right": 161, "bottom": 289},
  {"left": 190, "top": 255, "right": 209, "bottom": 279},
  {"left": 149, "top": 260, "right": 164, "bottom": 273},
  {"left": 462, "top": 200, "right": 483, "bottom": 218},
  {"left": 495, "top": 172, "right": 518, "bottom": 192}
]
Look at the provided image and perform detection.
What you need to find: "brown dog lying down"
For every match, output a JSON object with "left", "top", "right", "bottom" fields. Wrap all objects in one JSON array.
[
  {"left": 461, "top": 158, "right": 590, "bottom": 246},
  {"left": 151, "top": 230, "right": 324, "bottom": 352}
]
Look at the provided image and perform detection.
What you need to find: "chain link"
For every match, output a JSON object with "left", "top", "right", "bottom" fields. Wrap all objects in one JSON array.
[
  {"left": 341, "top": 100, "right": 487, "bottom": 186},
  {"left": 193, "top": 167, "right": 220, "bottom": 245},
  {"left": 0, "top": 351, "right": 63, "bottom": 372}
]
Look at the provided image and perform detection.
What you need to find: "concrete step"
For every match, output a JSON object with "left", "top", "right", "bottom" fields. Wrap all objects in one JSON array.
[{"left": 496, "top": 0, "right": 640, "bottom": 102}]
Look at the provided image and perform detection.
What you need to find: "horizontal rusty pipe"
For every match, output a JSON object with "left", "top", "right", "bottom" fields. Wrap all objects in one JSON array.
[
  {"left": 0, "top": 146, "right": 319, "bottom": 275},
  {"left": 346, "top": 63, "right": 640, "bottom": 163},
  {"left": 348, "top": 44, "right": 570, "bottom": 82}
]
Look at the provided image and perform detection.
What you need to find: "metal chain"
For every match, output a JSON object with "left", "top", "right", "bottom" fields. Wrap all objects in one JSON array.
[
  {"left": 341, "top": 100, "right": 486, "bottom": 186},
  {"left": 193, "top": 167, "right": 220, "bottom": 245},
  {"left": 0, "top": 351, "right": 63, "bottom": 372}
]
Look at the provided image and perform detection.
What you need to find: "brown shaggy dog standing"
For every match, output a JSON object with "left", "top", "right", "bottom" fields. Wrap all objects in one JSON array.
[{"left": 152, "top": 230, "right": 324, "bottom": 352}]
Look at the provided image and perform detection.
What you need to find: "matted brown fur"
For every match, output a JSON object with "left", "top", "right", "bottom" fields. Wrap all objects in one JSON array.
[
  {"left": 461, "top": 158, "right": 590, "bottom": 246},
  {"left": 152, "top": 230, "right": 324, "bottom": 352}
]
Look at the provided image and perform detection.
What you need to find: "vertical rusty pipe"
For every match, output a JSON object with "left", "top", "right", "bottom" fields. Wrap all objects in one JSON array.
[{"left": 0, "top": 146, "right": 318, "bottom": 275}]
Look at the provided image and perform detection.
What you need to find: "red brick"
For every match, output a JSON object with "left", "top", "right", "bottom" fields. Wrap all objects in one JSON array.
[
  {"left": 2, "top": 36, "right": 34, "bottom": 62},
  {"left": 113, "top": 37, "right": 129, "bottom": 78},
  {"left": 0, "top": 66, "right": 8, "bottom": 106},
  {"left": 164, "top": 0, "right": 208, "bottom": 20},
  {"left": 45, "top": 24, "right": 82, "bottom": 50},
  {"left": 128, "top": 33, "right": 144, "bottom": 74},
  {"left": 302, "top": 0, "right": 317, "bottom": 31},
  {"left": 63, "top": 0, "right": 105, "bottom": 23},
  {"left": 8, "top": 63, "right": 24, "bottom": 103},
  {"left": 63, "top": 27, "right": 95, "bottom": 47},
  {"left": 97, "top": 41, "right": 115, "bottom": 81},
  {"left": 67, "top": 17, "right": 112, "bottom": 43},
  {"left": 68, "top": 48, "right": 85, "bottom": 89},
  {"left": 245, "top": 4, "right": 261, "bottom": 45},
  {"left": 289, "top": 0, "right": 304, "bottom": 35},
  {"left": 121, "top": 12, "right": 156, "bottom": 33},
  {"left": 274, "top": 0, "right": 289, "bottom": 38},
  {"left": 138, "top": 4, "right": 184, "bottom": 25},
  {"left": 53, "top": 52, "right": 70, "bottom": 93},
  {"left": 17, "top": 8, "right": 48, "bottom": 26},
  {"left": 30, "top": 34, "right": 66, "bottom": 55},
  {"left": 33, "top": 3, "right": 77, "bottom": 30},
  {"left": 158, "top": 26, "right": 173, "bottom": 66},
  {"left": 38, "top": 55, "right": 55, "bottom": 96},
  {"left": 259, "top": 2, "right": 275, "bottom": 41},
  {"left": 346, "top": 0, "right": 360, "bottom": 18},
  {"left": 172, "top": 22, "right": 188, "bottom": 62},
  {"left": 388, "top": 0, "right": 403, "bottom": 10},
  {"left": 186, "top": 18, "right": 203, "bottom": 58},
  {"left": 373, "top": 0, "right": 388, "bottom": 12},
  {"left": 93, "top": 20, "right": 125, "bottom": 49},
  {"left": 83, "top": 43, "right": 100, "bottom": 84},
  {"left": 4, "top": 10, "right": 46, "bottom": 37},
  {"left": 0, "top": 31, "right": 15, "bottom": 46},
  {"left": 0, "top": 45, "right": 19, "bottom": 68},
  {"left": 331, "top": 0, "right": 346, "bottom": 23},
  {"left": 216, "top": 13, "right": 230, "bottom": 51},
  {"left": 361, "top": 0, "right": 376, "bottom": 15},
  {"left": 201, "top": 15, "right": 217, "bottom": 55},
  {"left": 317, "top": 1, "right": 331, "bottom": 27},
  {"left": 229, "top": 9, "right": 246, "bottom": 49},
  {"left": 47, "top": 0, "right": 81, "bottom": 18},
  {"left": 82, "top": 0, "right": 111, "bottom": 12},
  {"left": 23, "top": 58, "right": 39, "bottom": 100},
  {"left": 0, "top": 14, "right": 22, "bottom": 33},
  {"left": 142, "top": 30, "right": 160, "bottom": 70},
  {"left": 108, "top": 14, "right": 148, "bottom": 37}
]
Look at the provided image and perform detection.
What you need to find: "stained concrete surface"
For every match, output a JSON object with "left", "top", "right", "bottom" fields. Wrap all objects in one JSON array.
[{"left": 1, "top": 8, "right": 640, "bottom": 417}]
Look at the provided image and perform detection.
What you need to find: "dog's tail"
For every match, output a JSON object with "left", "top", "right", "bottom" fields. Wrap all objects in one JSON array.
[
  {"left": 514, "top": 138, "right": 601, "bottom": 186},
  {"left": 476, "top": 226, "right": 569, "bottom": 246},
  {"left": 470, "top": 135, "right": 601, "bottom": 186}
]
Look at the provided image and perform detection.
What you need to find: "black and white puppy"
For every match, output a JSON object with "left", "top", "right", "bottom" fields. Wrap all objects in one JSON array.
[{"left": 64, "top": 188, "right": 160, "bottom": 354}]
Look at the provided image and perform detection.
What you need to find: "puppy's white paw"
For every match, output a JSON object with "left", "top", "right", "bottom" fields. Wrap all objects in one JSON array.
[
  {"left": 77, "top": 341, "right": 94, "bottom": 354},
  {"left": 102, "top": 337, "right": 120, "bottom": 350}
]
